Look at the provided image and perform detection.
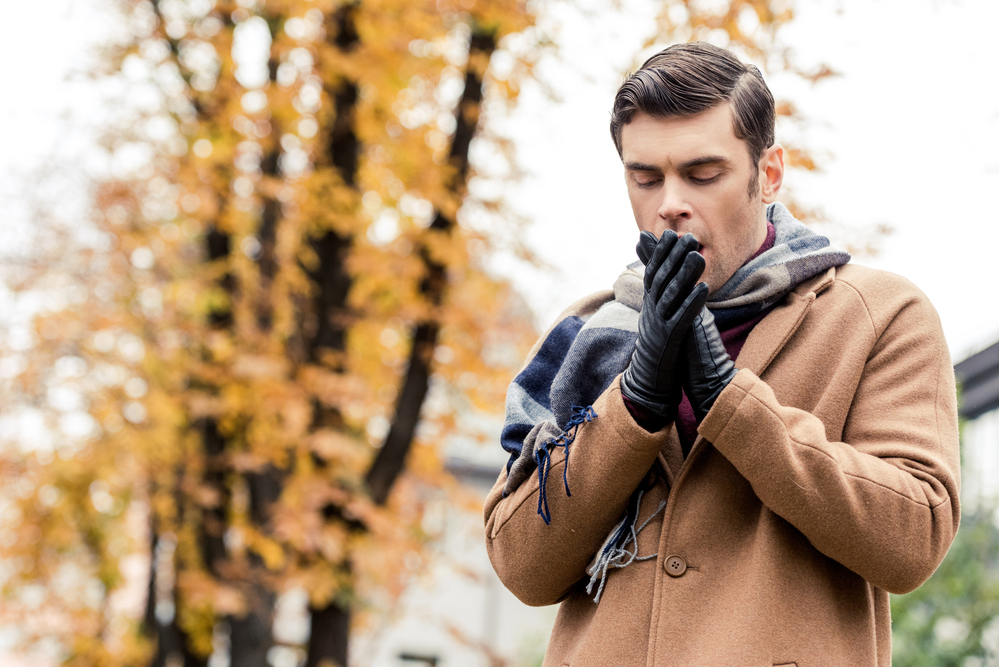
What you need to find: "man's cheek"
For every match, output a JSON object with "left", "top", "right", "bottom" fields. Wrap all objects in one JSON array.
[
  {"left": 638, "top": 205, "right": 658, "bottom": 232},
  {"left": 701, "top": 254, "right": 713, "bottom": 285}
]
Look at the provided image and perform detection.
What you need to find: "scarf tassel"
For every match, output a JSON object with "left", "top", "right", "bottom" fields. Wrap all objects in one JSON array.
[
  {"left": 585, "top": 489, "right": 666, "bottom": 603},
  {"left": 534, "top": 405, "right": 597, "bottom": 525}
]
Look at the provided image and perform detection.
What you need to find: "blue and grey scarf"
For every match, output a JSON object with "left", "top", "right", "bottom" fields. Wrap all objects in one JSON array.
[{"left": 498, "top": 202, "right": 850, "bottom": 600}]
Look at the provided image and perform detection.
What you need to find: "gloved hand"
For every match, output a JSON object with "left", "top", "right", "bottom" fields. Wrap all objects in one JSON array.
[
  {"left": 682, "top": 306, "right": 738, "bottom": 422},
  {"left": 621, "top": 230, "right": 708, "bottom": 420}
]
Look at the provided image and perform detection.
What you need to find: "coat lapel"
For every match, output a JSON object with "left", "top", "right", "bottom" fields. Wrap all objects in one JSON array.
[{"left": 735, "top": 266, "right": 837, "bottom": 376}]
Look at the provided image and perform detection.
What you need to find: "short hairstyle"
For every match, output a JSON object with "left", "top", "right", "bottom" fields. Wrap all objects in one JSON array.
[{"left": 610, "top": 42, "right": 775, "bottom": 172}]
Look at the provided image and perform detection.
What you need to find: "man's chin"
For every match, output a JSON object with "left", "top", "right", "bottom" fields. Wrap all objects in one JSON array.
[{"left": 699, "top": 253, "right": 717, "bottom": 294}]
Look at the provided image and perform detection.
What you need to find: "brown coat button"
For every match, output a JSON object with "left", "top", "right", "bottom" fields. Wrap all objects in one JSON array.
[{"left": 664, "top": 555, "right": 687, "bottom": 577}]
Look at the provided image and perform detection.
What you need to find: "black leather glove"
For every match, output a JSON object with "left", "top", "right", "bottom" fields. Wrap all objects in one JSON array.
[
  {"left": 621, "top": 230, "right": 708, "bottom": 420},
  {"left": 683, "top": 306, "right": 738, "bottom": 422}
]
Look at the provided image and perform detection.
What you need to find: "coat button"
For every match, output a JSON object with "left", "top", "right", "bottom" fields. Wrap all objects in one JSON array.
[{"left": 664, "top": 555, "right": 687, "bottom": 577}]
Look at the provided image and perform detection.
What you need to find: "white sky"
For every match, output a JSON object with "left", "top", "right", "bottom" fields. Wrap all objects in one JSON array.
[{"left": 2, "top": 0, "right": 997, "bottom": 363}]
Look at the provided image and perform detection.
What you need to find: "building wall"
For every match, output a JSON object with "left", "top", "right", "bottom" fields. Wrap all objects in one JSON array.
[{"left": 961, "top": 407, "right": 999, "bottom": 510}]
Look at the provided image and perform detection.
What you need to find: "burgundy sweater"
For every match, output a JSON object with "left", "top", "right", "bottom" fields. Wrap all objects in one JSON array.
[{"left": 624, "top": 222, "right": 777, "bottom": 456}]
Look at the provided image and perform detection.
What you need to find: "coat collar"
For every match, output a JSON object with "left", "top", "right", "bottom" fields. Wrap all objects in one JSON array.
[{"left": 735, "top": 265, "right": 837, "bottom": 375}]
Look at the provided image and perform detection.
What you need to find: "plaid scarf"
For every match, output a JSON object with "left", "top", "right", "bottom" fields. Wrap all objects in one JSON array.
[
  {"left": 498, "top": 203, "right": 849, "bottom": 600},
  {"left": 708, "top": 202, "right": 852, "bottom": 327}
]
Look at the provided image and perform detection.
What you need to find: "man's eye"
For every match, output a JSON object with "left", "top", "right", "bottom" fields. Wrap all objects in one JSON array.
[
  {"left": 689, "top": 173, "right": 721, "bottom": 184},
  {"left": 635, "top": 178, "right": 661, "bottom": 189}
]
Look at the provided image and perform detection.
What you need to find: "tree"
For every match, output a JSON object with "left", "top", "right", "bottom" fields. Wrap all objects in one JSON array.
[
  {"left": 0, "top": 0, "right": 837, "bottom": 665},
  {"left": 1, "top": 1, "right": 537, "bottom": 665}
]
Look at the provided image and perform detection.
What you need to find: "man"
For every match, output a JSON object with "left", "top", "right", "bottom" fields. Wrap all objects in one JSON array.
[{"left": 484, "top": 42, "right": 960, "bottom": 666}]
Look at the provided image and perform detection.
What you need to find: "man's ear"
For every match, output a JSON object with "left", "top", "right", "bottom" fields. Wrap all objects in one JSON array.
[{"left": 760, "top": 144, "right": 784, "bottom": 204}]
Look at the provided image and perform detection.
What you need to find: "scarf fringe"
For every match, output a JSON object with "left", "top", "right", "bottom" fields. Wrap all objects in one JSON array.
[
  {"left": 534, "top": 405, "right": 597, "bottom": 525},
  {"left": 585, "top": 489, "right": 666, "bottom": 603}
]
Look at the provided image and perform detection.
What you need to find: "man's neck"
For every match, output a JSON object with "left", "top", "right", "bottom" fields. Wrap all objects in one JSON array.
[{"left": 748, "top": 220, "right": 777, "bottom": 263}]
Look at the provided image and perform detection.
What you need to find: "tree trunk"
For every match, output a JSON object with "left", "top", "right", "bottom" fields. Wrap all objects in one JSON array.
[
  {"left": 304, "top": 4, "right": 362, "bottom": 665},
  {"left": 366, "top": 319, "right": 439, "bottom": 505},
  {"left": 230, "top": 604, "right": 276, "bottom": 667},
  {"left": 365, "top": 27, "right": 497, "bottom": 505},
  {"left": 305, "top": 602, "right": 351, "bottom": 667}
]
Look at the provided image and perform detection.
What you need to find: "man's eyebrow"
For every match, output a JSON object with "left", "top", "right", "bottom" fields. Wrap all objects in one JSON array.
[
  {"left": 623, "top": 161, "right": 661, "bottom": 172},
  {"left": 624, "top": 156, "right": 731, "bottom": 172},
  {"left": 679, "top": 155, "right": 730, "bottom": 170}
]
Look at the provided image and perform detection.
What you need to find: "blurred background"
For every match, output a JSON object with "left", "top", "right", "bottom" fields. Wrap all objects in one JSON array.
[{"left": 1, "top": 0, "right": 998, "bottom": 665}]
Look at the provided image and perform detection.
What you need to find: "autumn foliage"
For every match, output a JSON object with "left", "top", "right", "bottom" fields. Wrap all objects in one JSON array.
[
  {"left": 1, "top": 0, "right": 539, "bottom": 664},
  {"left": 0, "top": 0, "right": 831, "bottom": 665}
]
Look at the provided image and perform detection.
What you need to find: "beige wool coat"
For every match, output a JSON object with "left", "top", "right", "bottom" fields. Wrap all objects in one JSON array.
[{"left": 484, "top": 263, "right": 961, "bottom": 667}]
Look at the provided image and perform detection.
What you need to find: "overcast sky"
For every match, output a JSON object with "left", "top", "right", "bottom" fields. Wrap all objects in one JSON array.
[{"left": 2, "top": 0, "right": 997, "bottom": 361}]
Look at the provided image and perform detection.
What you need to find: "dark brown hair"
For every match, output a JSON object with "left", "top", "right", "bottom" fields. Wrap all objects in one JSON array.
[{"left": 610, "top": 42, "right": 775, "bottom": 173}]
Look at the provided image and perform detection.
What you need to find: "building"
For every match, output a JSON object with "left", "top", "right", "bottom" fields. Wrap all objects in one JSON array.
[{"left": 955, "top": 339, "right": 999, "bottom": 508}]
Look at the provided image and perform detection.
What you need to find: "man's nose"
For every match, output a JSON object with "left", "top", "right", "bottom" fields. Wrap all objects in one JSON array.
[{"left": 657, "top": 180, "right": 692, "bottom": 224}]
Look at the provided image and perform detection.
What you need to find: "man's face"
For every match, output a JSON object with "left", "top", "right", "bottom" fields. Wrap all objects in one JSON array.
[{"left": 620, "top": 104, "right": 782, "bottom": 294}]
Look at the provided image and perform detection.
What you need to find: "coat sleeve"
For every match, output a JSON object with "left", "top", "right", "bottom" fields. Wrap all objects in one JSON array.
[
  {"left": 698, "top": 279, "right": 961, "bottom": 595},
  {"left": 483, "top": 376, "right": 668, "bottom": 607}
]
